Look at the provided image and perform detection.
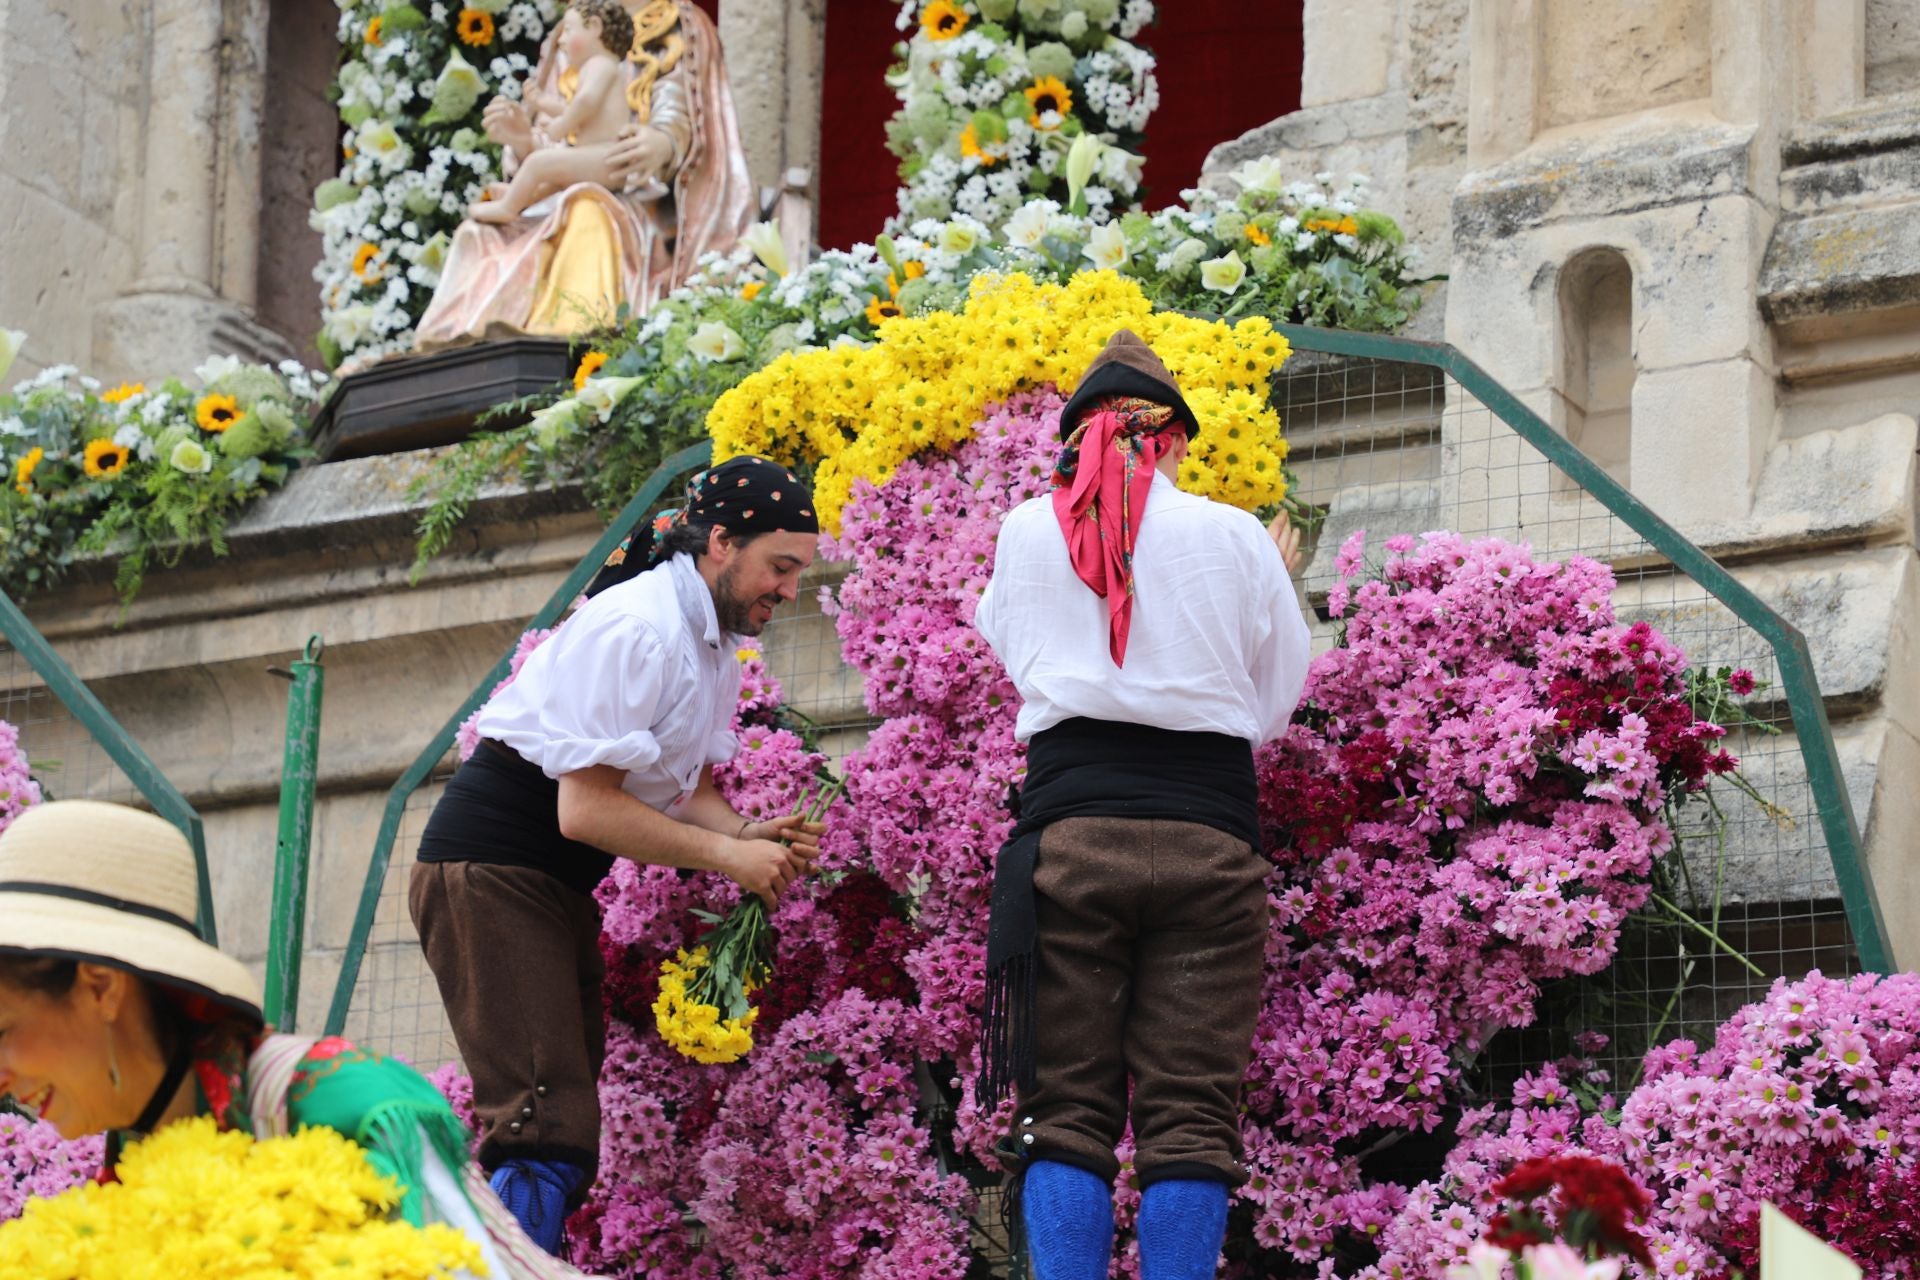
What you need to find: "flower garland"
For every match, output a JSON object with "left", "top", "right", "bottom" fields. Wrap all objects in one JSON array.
[
  {"left": 0, "top": 348, "right": 323, "bottom": 600},
  {"left": 314, "top": 0, "right": 556, "bottom": 364},
  {"left": 0, "top": 1117, "right": 482, "bottom": 1276},
  {"left": 706, "top": 270, "right": 1291, "bottom": 532},
  {"left": 411, "top": 168, "right": 1422, "bottom": 569},
  {"left": 887, "top": 0, "right": 1158, "bottom": 228}
]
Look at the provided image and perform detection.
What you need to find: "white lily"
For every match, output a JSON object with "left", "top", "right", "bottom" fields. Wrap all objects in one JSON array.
[
  {"left": 528, "top": 398, "right": 585, "bottom": 449},
  {"left": 577, "top": 375, "right": 647, "bottom": 421},
  {"left": 687, "top": 322, "right": 746, "bottom": 363},
  {"left": 741, "top": 221, "right": 791, "bottom": 278},
  {"left": 0, "top": 329, "right": 24, "bottom": 384},
  {"left": 1004, "top": 200, "right": 1058, "bottom": 248},
  {"left": 427, "top": 48, "right": 486, "bottom": 124},
  {"left": 1232, "top": 155, "right": 1289, "bottom": 195},
  {"left": 938, "top": 219, "right": 982, "bottom": 254},
  {"left": 1066, "top": 133, "right": 1103, "bottom": 210},
  {"left": 1082, "top": 223, "right": 1129, "bottom": 271}
]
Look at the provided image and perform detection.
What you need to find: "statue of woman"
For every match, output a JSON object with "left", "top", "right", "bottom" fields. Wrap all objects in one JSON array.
[{"left": 413, "top": 0, "right": 755, "bottom": 347}]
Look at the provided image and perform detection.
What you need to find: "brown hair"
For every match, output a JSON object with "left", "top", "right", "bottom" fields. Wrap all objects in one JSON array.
[
  {"left": 573, "top": 0, "right": 635, "bottom": 60},
  {"left": 0, "top": 955, "right": 255, "bottom": 1063}
]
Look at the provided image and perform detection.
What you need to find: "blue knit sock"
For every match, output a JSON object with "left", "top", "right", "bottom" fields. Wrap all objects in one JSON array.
[
  {"left": 1021, "top": 1159, "right": 1114, "bottom": 1280},
  {"left": 489, "top": 1157, "right": 587, "bottom": 1256},
  {"left": 1136, "top": 1178, "right": 1230, "bottom": 1280}
]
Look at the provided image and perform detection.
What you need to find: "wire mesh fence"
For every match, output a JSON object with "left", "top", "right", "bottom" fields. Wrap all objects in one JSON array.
[{"left": 1273, "top": 339, "right": 1868, "bottom": 1090}]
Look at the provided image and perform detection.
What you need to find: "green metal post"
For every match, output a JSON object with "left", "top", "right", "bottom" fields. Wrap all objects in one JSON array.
[{"left": 265, "top": 635, "right": 325, "bottom": 1031}]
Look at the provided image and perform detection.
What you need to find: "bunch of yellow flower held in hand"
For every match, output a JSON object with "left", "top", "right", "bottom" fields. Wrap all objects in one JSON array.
[
  {"left": 654, "top": 774, "right": 845, "bottom": 1064},
  {"left": 0, "top": 1117, "right": 482, "bottom": 1277}
]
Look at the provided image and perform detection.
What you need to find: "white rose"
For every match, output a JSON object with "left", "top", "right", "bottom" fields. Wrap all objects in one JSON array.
[
  {"left": 687, "top": 322, "right": 746, "bottom": 363},
  {"left": 169, "top": 439, "right": 214, "bottom": 474},
  {"left": 1199, "top": 250, "right": 1248, "bottom": 294},
  {"left": 1081, "top": 222, "right": 1129, "bottom": 271}
]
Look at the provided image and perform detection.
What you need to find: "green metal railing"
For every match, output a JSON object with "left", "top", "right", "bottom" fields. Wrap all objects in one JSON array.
[
  {"left": 265, "top": 635, "right": 326, "bottom": 1031},
  {"left": 0, "top": 591, "right": 218, "bottom": 943},
  {"left": 324, "top": 440, "right": 713, "bottom": 1035}
]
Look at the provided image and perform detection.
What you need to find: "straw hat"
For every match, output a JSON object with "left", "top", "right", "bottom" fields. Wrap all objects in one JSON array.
[{"left": 0, "top": 801, "right": 263, "bottom": 1023}]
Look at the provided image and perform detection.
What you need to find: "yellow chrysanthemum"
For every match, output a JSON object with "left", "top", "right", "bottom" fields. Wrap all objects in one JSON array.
[
  {"left": 364, "top": 14, "right": 383, "bottom": 43},
  {"left": 920, "top": 0, "right": 968, "bottom": 40},
  {"left": 653, "top": 948, "right": 757, "bottom": 1064},
  {"left": 83, "top": 438, "right": 130, "bottom": 478},
  {"left": 1246, "top": 222, "right": 1271, "bottom": 247},
  {"left": 13, "top": 446, "right": 44, "bottom": 496},
  {"left": 195, "top": 392, "right": 241, "bottom": 433},
  {"left": 352, "top": 241, "right": 383, "bottom": 283},
  {"left": 102, "top": 381, "right": 145, "bottom": 404},
  {"left": 958, "top": 121, "right": 999, "bottom": 167},
  {"left": 740, "top": 280, "right": 764, "bottom": 301},
  {"left": 708, "top": 272, "right": 1291, "bottom": 533},
  {"left": 0, "top": 1118, "right": 481, "bottom": 1277},
  {"left": 456, "top": 8, "right": 494, "bottom": 45},
  {"left": 573, "top": 349, "right": 610, "bottom": 390},
  {"left": 1024, "top": 75, "right": 1073, "bottom": 127}
]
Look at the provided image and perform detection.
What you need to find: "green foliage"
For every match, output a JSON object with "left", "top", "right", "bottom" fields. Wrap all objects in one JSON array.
[{"left": 0, "top": 363, "right": 322, "bottom": 603}]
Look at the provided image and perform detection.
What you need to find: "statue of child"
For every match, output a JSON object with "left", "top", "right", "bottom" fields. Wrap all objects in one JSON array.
[{"left": 468, "top": 0, "right": 650, "bottom": 224}]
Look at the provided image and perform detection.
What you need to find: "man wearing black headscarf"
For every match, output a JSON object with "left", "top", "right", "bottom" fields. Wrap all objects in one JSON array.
[{"left": 410, "top": 455, "right": 823, "bottom": 1253}]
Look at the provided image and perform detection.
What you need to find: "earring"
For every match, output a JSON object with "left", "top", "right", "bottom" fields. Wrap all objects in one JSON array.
[{"left": 106, "top": 1024, "right": 122, "bottom": 1093}]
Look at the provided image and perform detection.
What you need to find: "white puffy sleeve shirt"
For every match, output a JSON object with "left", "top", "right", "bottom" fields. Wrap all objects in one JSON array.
[
  {"left": 975, "top": 470, "right": 1312, "bottom": 746},
  {"left": 475, "top": 553, "right": 741, "bottom": 812}
]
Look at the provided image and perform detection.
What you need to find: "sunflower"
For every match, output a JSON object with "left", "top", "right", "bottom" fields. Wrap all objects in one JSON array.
[
  {"left": 351, "top": 242, "right": 383, "bottom": 283},
  {"left": 13, "top": 446, "right": 43, "bottom": 496},
  {"left": 83, "top": 438, "right": 130, "bottom": 479},
  {"left": 920, "top": 0, "right": 968, "bottom": 40},
  {"left": 364, "top": 15, "right": 383, "bottom": 43},
  {"left": 456, "top": 8, "right": 495, "bottom": 45},
  {"left": 1024, "top": 75, "right": 1073, "bottom": 127},
  {"left": 573, "top": 350, "right": 609, "bottom": 390},
  {"left": 195, "top": 393, "right": 241, "bottom": 433},
  {"left": 959, "top": 121, "right": 999, "bottom": 167},
  {"left": 1245, "top": 222, "right": 1272, "bottom": 247},
  {"left": 740, "top": 280, "right": 764, "bottom": 301},
  {"left": 866, "top": 295, "right": 903, "bottom": 326},
  {"left": 101, "top": 381, "right": 145, "bottom": 404}
]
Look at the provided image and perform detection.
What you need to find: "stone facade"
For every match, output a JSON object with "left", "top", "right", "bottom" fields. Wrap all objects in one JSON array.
[{"left": 1205, "top": 0, "right": 1920, "bottom": 968}]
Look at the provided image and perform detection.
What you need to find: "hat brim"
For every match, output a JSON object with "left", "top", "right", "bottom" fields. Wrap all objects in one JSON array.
[{"left": 0, "top": 892, "right": 264, "bottom": 1025}]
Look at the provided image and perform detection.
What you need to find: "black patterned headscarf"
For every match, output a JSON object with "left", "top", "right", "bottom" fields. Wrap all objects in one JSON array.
[{"left": 585, "top": 456, "right": 817, "bottom": 597}]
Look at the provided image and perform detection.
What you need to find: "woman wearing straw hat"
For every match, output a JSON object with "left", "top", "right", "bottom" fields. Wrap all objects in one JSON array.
[{"left": 0, "top": 799, "right": 594, "bottom": 1279}]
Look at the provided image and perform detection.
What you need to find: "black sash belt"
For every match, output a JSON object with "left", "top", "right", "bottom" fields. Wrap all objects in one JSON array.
[{"left": 977, "top": 718, "right": 1258, "bottom": 1107}]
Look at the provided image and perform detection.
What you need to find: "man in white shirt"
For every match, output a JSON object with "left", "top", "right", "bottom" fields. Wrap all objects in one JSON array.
[
  {"left": 974, "top": 331, "right": 1311, "bottom": 1280},
  {"left": 410, "top": 455, "right": 824, "bottom": 1253}
]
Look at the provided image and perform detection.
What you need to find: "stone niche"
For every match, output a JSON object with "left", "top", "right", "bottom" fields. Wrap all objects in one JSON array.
[{"left": 1541, "top": 0, "right": 1713, "bottom": 131}]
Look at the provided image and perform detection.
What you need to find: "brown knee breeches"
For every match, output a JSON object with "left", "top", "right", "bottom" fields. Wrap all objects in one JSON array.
[
  {"left": 409, "top": 860, "right": 607, "bottom": 1179},
  {"left": 1010, "top": 815, "right": 1268, "bottom": 1186}
]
